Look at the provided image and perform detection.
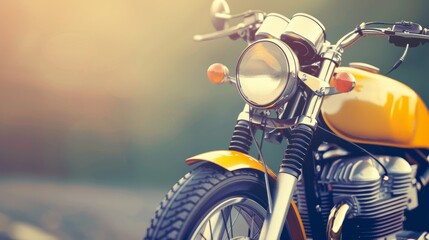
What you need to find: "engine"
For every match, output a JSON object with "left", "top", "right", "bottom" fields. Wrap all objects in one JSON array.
[{"left": 295, "top": 154, "right": 413, "bottom": 239}]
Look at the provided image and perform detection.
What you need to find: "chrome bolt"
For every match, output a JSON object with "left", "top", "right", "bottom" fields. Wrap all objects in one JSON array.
[
  {"left": 314, "top": 153, "right": 320, "bottom": 161},
  {"left": 315, "top": 205, "right": 322, "bottom": 213},
  {"left": 262, "top": 110, "right": 270, "bottom": 116}
]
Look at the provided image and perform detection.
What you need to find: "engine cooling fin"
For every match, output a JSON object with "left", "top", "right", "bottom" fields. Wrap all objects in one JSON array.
[{"left": 295, "top": 148, "right": 412, "bottom": 240}]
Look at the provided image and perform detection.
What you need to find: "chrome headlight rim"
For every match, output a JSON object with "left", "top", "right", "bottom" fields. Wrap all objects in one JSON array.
[{"left": 236, "top": 38, "right": 300, "bottom": 109}]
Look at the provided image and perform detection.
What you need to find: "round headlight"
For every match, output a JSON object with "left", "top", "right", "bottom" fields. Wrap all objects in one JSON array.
[{"left": 236, "top": 39, "right": 299, "bottom": 109}]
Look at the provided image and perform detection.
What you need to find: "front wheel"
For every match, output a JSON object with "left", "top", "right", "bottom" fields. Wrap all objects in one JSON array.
[{"left": 144, "top": 164, "right": 291, "bottom": 240}]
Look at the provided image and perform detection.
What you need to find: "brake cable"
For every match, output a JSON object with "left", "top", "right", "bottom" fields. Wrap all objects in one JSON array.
[
  {"left": 249, "top": 109, "right": 273, "bottom": 214},
  {"left": 387, "top": 43, "right": 410, "bottom": 75},
  {"left": 317, "top": 125, "right": 390, "bottom": 179}
]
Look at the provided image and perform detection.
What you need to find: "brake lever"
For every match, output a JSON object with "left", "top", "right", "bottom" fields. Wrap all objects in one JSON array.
[
  {"left": 390, "top": 31, "right": 429, "bottom": 40},
  {"left": 193, "top": 23, "right": 248, "bottom": 41},
  {"left": 193, "top": 11, "right": 265, "bottom": 42},
  {"left": 214, "top": 10, "right": 259, "bottom": 20}
]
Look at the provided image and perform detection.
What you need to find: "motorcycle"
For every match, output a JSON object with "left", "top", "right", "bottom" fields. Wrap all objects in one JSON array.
[{"left": 145, "top": 1, "right": 429, "bottom": 239}]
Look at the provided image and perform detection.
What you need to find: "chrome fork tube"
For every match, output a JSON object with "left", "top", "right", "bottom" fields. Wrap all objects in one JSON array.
[
  {"left": 303, "top": 51, "right": 339, "bottom": 120},
  {"left": 259, "top": 124, "right": 313, "bottom": 240},
  {"left": 319, "top": 53, "right": 339, "bottom": 81},
  {"left": 259, "top": 49, "right": 342, "bottom": 240},
  {"left": 259, "top": 173, "right": 297, "bottom": 240}
]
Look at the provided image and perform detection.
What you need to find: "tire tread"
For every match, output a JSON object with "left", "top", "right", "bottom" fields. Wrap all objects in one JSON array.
[{"left": 144, "top": 164, "right": 259, "bottom": 240}]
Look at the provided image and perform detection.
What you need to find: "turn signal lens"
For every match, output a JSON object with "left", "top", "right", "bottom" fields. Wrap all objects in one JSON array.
[
  {"left": 207, "top": 63, "right": 229, "bottom": 84},
  {"left": 331, "top": 72, "right": 356, "bottom": 93}
]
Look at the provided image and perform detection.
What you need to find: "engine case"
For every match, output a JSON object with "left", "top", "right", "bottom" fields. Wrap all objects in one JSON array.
[{"left": 296, "top": 155, "right": 412, "bottom": 239}]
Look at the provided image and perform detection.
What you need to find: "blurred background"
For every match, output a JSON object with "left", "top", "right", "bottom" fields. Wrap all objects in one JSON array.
[{"left": 0, "top": 0, "right": 429, "bottom": 239}]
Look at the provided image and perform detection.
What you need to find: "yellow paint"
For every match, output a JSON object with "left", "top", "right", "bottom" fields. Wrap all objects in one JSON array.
[
  {"left": 186, "top": 150, "right": 306, "bottom": 240},
  {"left": 322, "top": 67, "right": 429, "bottom": 149},
  {"left": 186, "top": 150, "right": 277, "bottom": 178}
]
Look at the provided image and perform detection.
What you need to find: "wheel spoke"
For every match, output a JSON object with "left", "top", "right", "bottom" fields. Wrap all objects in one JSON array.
[
  {"left": 229, "top": 208, "right": 233, "bottom": 238},
  {"left": 199, "top": 232, "right": 208, "bottom": 240},
  {"left": 221, "top": 209, "right": 231, "bottom": 240},
  {"left": 248, "top": 211, "right": 255, "bottom": 238},
  {"left": 201, "top": 218, "right": 214, "bottom": 240},
  {"left": 231, "top": 207, "right": 242, "bottom": 230},
  {"left": 223, "top": 208, "right": 242, "bottom": 240},
  {"left": 190, "top": 197, "right": 267, "bottom": 240},
  {"left": 252, "top": 225, "right": 262, "bottom": 239},
  {"left": 210, "top": 209, "right": 230, "bottom": 239},
  {"left": 209, "top": 219, "right": 213, "bottom": 240}
]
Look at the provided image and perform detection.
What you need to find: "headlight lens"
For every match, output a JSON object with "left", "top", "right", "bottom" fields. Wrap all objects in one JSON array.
[{"left": 236, "top": 39, "right": 299, "bottom": 109}]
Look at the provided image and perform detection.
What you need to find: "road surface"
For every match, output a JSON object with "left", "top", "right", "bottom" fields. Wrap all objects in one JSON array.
[{"left": 0, "top": 179, "right": 166, "bottom": 240}]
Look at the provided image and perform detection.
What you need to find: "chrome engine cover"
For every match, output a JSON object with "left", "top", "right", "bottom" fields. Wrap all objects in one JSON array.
[{"left": 295, "top": 155, "right": 413, "bottom": 239}]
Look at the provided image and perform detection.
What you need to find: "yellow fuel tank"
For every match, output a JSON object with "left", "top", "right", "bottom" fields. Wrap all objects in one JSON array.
[{"left": 321, "top": 66, "right": 429, "bottom": 149}]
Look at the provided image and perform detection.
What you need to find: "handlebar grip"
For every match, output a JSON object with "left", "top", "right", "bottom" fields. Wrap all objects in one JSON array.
[{"left": 389, "top": 22, "right": 428, "bottom": 47}]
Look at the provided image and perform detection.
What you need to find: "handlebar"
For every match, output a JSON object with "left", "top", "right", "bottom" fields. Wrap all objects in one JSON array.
[
  {"left": 335, "top": 27, "right": 386, "bottom": 50},
  {"left": 196, "top": 9, "right": 429, "bottom": 56},
  {"left": 335, "top": 21, "right": 429, "bottom": 52}
]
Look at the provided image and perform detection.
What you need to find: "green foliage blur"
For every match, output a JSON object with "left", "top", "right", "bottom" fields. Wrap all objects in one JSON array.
[{"left": 1, "top": 0, "right": 429, "bottom": 188}]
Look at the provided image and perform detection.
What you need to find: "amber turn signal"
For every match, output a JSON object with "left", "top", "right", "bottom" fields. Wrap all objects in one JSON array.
[
  {"left": 331, "top": 72, "right": 356, "bottom": 93},
  {"left": 207, "top": 63, "right": 229, "bottom": 84}
]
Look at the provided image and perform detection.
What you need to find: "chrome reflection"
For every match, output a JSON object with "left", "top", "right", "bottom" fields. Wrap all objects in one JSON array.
[{"left": 236, "top": 39, "right": 299, "bottom": 109}]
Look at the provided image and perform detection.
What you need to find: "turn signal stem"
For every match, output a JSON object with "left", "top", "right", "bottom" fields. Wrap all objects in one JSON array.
[
  {"left": 298, "top": 71, "right": 355, "bottom": 96},
  {"left": 316, "top": 71, "right": 356, "bottom": 96}
]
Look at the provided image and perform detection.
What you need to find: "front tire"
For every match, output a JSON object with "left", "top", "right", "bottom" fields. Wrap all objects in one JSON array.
[{"left": 144, "top": 164, "right": 290, "bottom": 240}]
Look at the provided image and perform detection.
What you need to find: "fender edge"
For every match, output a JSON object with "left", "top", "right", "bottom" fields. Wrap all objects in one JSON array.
[{"left": 185, "top": 150, "right": 306, "bottom": 240}]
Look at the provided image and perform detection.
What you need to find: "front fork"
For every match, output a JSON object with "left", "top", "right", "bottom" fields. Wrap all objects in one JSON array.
[
  {"left": 259, "top": 124, "right": 314, "bottom": 239},
  {"left": 258, "top": 52, "right": 341, "bottom": 240}
]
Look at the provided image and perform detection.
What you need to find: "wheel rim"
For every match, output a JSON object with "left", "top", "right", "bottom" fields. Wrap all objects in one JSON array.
[{"left": 190, "top": 197, "right": 266, "bottom": 240}]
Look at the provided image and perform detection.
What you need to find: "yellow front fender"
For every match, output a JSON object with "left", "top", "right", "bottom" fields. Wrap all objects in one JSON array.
[
  {"left": 186, "top": 150, "right": 277, "bottom": 178},
  {"left": 185, "top": 150, "right": 306, "bottom": 240}
]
